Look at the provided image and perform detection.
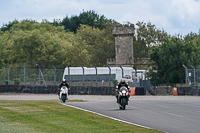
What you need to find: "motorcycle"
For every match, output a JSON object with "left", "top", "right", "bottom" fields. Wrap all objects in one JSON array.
[
  {"left": 59, "top": 85, "right": 68, "bottom": 103},
  {"left": 116, "top": 86, "right": 130, "bottom": 110}
]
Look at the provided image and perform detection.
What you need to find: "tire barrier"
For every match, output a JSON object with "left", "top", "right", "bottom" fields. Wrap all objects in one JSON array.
[
  {"left": 0, "top": 85, "right": 58, "bottom": 94},
  {"left": 173, "top": 87, "right": 200, "bottom": 96},
  {"left": 0, "top": 85, "right": 18, "bottom": 93},
  {"left": 0, "top": 85, "right": 115, "bottom": 95},
  {"left": 0, "top": 85, "right": 147, "bottom": 95},
  {"left": 69, "top": 86, "right": 114, "bottom": 95},
  {"left": 129, "top": 87, "right": 145, "bottom": 95},
  {"left": 0, "top": 85, "right": 151, "bottom": 95}
]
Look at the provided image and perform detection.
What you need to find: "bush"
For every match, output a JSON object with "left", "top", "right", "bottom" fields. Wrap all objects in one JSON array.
[
  {"left": 14, "top": 79, "right": 21, "bottom": 85},
  {"left": 112, "top": 79, "right": 118, "bottom": 87},
  {"left": 4, "top": 80, "right": 8, "bottom": 85}
]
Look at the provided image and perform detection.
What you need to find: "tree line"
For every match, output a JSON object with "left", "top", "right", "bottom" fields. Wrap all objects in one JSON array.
[{"left": 1, "top": 10, "right": 200, "bottom": 86}]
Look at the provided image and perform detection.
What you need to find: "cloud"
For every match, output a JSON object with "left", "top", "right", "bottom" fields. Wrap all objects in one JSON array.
[
  {"left": 168, "top": 0, "right": 200, "bottom": 34},
  {"left": 0, "top": 0, "right": 200, "bottom": 35},
  {"left": 106, "top": 0, "right": 200, "bottom": 35}
]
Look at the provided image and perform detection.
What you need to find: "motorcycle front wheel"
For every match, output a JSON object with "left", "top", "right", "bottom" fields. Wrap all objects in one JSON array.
[
  {"left": 121, "top": 98, "right": 127, "bottom": 110},
  {"left": 61, "top": 95, "right": 66, "bottom": 103}
]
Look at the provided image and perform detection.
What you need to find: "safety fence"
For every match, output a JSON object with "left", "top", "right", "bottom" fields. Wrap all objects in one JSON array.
[
  {"left": 187, "top": 69, "right": 200, "bottom": 87},
  {"left": 0, "top": 68, "right": 64, "bottom": 86},
  {"left": 183, "top": 65, "right": 200, "bottom": 87},
  {"left": 0, "top": 67, "right": 117, "bottom": 87}
]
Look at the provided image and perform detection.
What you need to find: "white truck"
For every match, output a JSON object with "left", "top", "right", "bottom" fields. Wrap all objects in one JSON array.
[{"left": 62, "top": 67, "right": 146, "bottom": 82}]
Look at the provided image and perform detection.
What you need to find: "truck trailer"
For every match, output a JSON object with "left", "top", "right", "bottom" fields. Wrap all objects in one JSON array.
[{"left": 63, "top": 67, "right": 146, "bottom": 82}]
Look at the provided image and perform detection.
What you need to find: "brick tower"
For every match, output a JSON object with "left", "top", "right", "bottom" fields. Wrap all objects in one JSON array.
[{"left": 107, "top": 24, "right": 135, "bottom": 67}]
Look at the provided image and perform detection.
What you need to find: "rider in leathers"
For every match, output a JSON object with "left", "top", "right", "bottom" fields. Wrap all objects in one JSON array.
[
  {"left": 115, "top": 79, "right": 130, "bottom": 103},
  {"left": 58, "top": 79, "right": 70, "bottom": 99}
]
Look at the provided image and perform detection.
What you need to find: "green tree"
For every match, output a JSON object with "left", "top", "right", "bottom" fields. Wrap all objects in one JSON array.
[
  {"left": 79, "top": 10, "right": 109, "bottom": 29},
  {"left": 1, "top": 19, "right": 115, "bottom": 68},
  {"left": 184, "top": 32, "right": 197, "bottom": 43},
  {"left": 193, "top": 32, "right": 200, "bottom": 47},
  {"left": 0, "top": 32, "right": 6, "bottom": 68},
  {"left": 148, "top": 37, "right": 200, "bottom": 86},
  {"left": 1, "top": 20, "right": 72, "bottom": 68},
  {"left": 0, "top": 20, "right": 19, "bottom": 32},
  {"left": 52, "top": 19, "right": 62, "bottom": 27},
  {"left": 133, "top": 21, "right": 169, "bottom": 59},
  {"left": 75, "top": 24, "right": 115, "bottom": 66},
  {"left": 64, "top": 37, "right": 91, "bottom": 66},
  {"left": 61, "top": 10, "right": 114, "bottom": 33},
  {"left": 90, "top": 22, "right": 115, "bottom": 66}
]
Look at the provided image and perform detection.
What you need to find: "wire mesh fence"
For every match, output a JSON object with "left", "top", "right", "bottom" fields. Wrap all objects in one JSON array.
[
  {"left": 0, "top": 68, "right": 64, "bottom": 86},
  {"left": 185, "top": 67, "right": 200, "bottom": 87},
  {"left": 0, "top": 67, "right": 116, "bottom": 87},
  {"left": 1, "top": 66, "right": 147, "bottom": 88}
]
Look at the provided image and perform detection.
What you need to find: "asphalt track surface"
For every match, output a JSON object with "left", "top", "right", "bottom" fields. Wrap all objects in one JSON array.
[{"left": 64, "top": 98, "right": 200, "bottom": 133}]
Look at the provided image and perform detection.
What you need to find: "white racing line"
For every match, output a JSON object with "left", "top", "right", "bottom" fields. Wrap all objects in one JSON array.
[{"left": 61, "top": 103, "right": 152, "bottom": 130}]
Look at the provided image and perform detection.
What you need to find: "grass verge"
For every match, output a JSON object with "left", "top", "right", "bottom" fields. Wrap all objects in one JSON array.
[{"left": 0, "top": 100, "right": 163, "bottom": 133}]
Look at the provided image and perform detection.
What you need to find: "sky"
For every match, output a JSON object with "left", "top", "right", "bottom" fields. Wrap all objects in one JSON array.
[{"left": 1, "top": 0, "right": 200, "bottom": 36}]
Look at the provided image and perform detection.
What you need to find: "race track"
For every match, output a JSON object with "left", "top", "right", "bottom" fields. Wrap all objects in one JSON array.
[
  {"left": 64, "top": 98, "right": 200, "bottom": 133},
  {"left": 1, "top": 94, "right": 200, "bottom": 133}
]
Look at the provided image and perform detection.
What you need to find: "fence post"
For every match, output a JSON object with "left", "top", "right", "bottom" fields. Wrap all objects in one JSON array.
[
  {"left": 191, "top": 65, "right": 196, "bottom": 86},
  {"left": 36, "top": 64, "right": 46, "bottom": 86},
  {"left": 81, "top": 66, "right": 84, "bottom": 87},
  {"left": 94, "top": 66, "right": 97, "bottom": 87},
  {"left": 120, "top": 66, "right": 124, "bottom": 78},
  {"left": 65, "top": 65, "right": 70, "bottom": 85},
  {"left": 182, "top": 65, "right": 188, "bottom": 87},
  {"left": 36, "top": 64, "right": 41, "bottom": 85},
  {"left": 21, "top": 65, "right": 26, "bottom": 85},
  {"left": 52, "top": 65, "right": 56, "bottom": 85},
  {"left": 5, "top": 65, "right": 9, "bottom": 85},
  {"left": 108, "top": 66, "right": 111, "bottom": 88}
]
